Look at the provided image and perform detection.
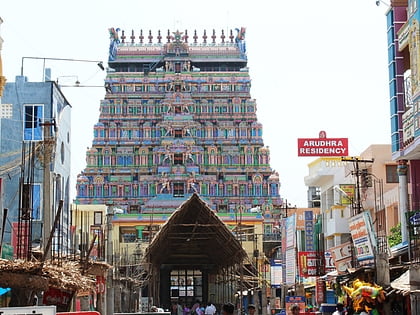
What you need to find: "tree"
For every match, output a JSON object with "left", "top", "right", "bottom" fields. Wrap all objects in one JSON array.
[{"left": 388, "top": 223, "right": 402, "bottom": 247}]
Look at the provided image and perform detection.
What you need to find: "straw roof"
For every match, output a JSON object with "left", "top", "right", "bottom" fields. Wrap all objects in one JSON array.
[
  {"left": 0, "top": 258, "right": 109, "bottom": 291},
  {"left": 144, "top": 193, "right": 247, "bottom": 269}
]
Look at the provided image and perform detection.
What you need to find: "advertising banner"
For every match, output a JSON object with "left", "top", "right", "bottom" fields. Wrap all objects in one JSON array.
[
  {"left": 304, "top": 211, "right": 314, "bottom": 251},
  {"left": 298, "top": 251, "right": 318, "bottom": 277},
  {"left": 270, "top": 259, "right": 282, "bottom": 288},
  {"left": 324, "top": 251, "right": 336, "bottom": 273},
  {"left": 348, "top": 212, "right": 376, "bottom": 266},
  {"left": 285, "top": 215, "right": 296, "bottom": 248},
  {"left": 339, "top": 184, "right": 355, "bottom": 205},
  {"left": 330, "top": 241, "right": 353, "bottom": 274},
  {"left": 285, "top": 296, "right": 305, "bottom": 315},
  {"left": 297, "top": 138, "right": 348, "bottom": 156},
  {"left": 316, "top": 278, "right": 326, "bottom": 305},
  {"left": 285, "top": 248, "right": 296, "bottom": 285}
]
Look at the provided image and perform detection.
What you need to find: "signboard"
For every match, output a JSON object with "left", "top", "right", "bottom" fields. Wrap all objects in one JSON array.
[
  {"left": 316, "top": 278, "right": 326, "bottom": 305},
  {"left": 270, "top": 260, "right": 283, "bottom": 288},
  {"left": 407, "top": 211, "right": 420, "bottom": 239},
  {"left": 298, "top": 251, "right": 318, "bottom": 277},
  {"left": 339, "top": 184, "right": 355, "bottom": 205},
  {"left": 297, "top": 138, "right": 348, "bottom": 156},
  {"left": 0, "top": 306, "right": 56, "bottom": 315},
  {"left": 324, "top": 251, "right": 335, "bottom": 273},
  {"left": 43, "top": 288, "right": 74, "bottom": 309},
  {"left": 330, "top": 241, "right": 353, "bottom": 274},
  {"left": 285, "top": 215, "right": 296, "bottom": 248},
  {"left": 285, "top": 248, "right": 296, "bottom": 285},
  {"left": 304, "top": 211, "right": 314, "bottom": 251},
  {"left": 348, "top": 212, "right": 376, "bottom": 266},
  {"left": 285, "top": 296, "right": 305, "bottom": 315},
  {"left": 96, "top": 275, "right": 105, "bottom": 294}
]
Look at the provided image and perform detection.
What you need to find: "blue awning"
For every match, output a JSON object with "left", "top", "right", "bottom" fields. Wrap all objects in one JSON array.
[{"left": 0, "top": 287, "right": 11, "bottom": 296}]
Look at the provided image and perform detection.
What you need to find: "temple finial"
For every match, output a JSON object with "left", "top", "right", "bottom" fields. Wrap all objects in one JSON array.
[
  {"left": 229, "top": 29, "right": 234, "bottom": 43},
  {"left": 202, "top": 29, "right": 207, "bottom": 44},
  {"left": 121, "top": 30, "right": 126, "bottom": 43},
  {"left": 148, "top": 30, "right": 153, "bottom": 44},
  {"left": 139, "top": 29, "right": 144, "bottom": 44},
  {"left": 193, "top": 30, "right": 198, "bottom": 44},
  {"left": 157, "top": 30, "right": 162, "bottom": 44},
  {"left": 130, "top": 30, "right": 135, "bottom": 44}
]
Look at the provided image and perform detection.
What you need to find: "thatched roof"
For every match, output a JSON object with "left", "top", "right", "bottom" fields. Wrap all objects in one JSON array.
[
  {"left": 0, "top": 259, "right": 110, "bottom": 291},
  {"left": 144, "top": 193, "right": 247, "bottom": 268}
]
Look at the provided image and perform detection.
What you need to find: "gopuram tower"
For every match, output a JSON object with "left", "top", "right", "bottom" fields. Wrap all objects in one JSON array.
[{"left": 76, "top": 27, "right": 282, "bottom": 215}]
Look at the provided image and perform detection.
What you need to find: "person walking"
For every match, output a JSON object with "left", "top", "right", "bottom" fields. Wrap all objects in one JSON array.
[
  {"left": 205, "top": 302, "right": 217, "bottom": 315},
  {"left": 221, "top": 303, "right": 234, "bottom": 315},
  {"left": 332, "top": 303, "right": 345, "bottom": 315},
  {"left": 247, "top": 304, "right": 256, "bottom": 315},
  {"left": 290, "top": 304, "right": 300, "bottom": 315}
]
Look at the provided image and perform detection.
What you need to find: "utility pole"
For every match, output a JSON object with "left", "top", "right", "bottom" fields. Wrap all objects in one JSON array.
[
  {"left": 341, "top": 157, "right": 374, "bottom": 214},
  {"left": 40, "top": 120, "right": 56, "bottom": 260},
  {"left": 106, "top": 202, "right": 115, "bottom": 315}
]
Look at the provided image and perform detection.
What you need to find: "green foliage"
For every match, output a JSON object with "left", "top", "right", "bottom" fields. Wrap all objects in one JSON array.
[{"left": 388, "top": 223, "right": 402, "bottom": 247}]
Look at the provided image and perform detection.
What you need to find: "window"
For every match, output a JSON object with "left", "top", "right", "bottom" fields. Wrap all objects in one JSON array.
[
  {"left": 174, "top": 153, "right": 183, "bottom": 165},
  {"left": 170, "top": 269, "right": 202, "bottom": 305},
  {"left": 94, "top": 211, "right": 103, "bottom": 225},
  {"left": 173, "top": 182, "right": 184, "bottom": 197},
  {"left": 386, "top": 165, "right": 399, "bottom": 183},
  {"left": 23, "top": 104, "right": 44, "bottom": 141},
  {"left": 120, "top": 227, "right": 137, "bottom": 243},
  {"left": 129, "top": 205, "right": 140, "bottom": 214},
  {"left": 174, "top": 129, "right": 183, "bottom": 138}
]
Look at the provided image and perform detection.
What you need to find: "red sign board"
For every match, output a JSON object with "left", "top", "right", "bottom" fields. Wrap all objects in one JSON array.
[
  {"left": 316, "top": 278, "right": 326, "bottom": 305},
  {"left": 96, "top": 275, "right": 105, "bottom": 294},
  {"left": 43, "top": 288, "right": 74, "bottom": 307},
  {"left": 298, "top": 251, "right": 318, "bottom": 277},
  {"left": 297, "top": 138, "right": 348, "bottom": 156}
]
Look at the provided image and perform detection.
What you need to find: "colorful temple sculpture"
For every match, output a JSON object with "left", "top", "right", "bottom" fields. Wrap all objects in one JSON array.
[
  {"left": 76, "top": 27, "right": 282, "bottom": 215},
  {"left": 74, "top": 28, "right": 283, "bottom": 310}
]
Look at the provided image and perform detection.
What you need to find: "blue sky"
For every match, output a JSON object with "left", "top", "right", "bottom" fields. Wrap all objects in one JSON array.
[{"left": 1, "top": 0, "right": 391, "bottom": 206}]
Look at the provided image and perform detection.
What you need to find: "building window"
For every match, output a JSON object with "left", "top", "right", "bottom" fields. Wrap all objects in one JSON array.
[
  {"left": 174, "top": 153, "right": 183, "bottom": 165},
  {"left": 23, "top": 104, "right": 44, "bottom": 141},
  {"left": 94, "top": 211, "right": 103, "bottom": 225},
  {"left": 173, "top": 182, "right": 184, "bottom": 197},
  {"left": 129, "top": 205, "right": 140, "bottom": 214},
  {"left": 386, "top": 165, "right": 399, "bottom": 183},
  {"left": 170, "top": 269, "right": 202, "bottom": 305},
  {"left": 120, "top": 227, "right": 137, "bottom": 243},
  {"left": 175, "top": 129, "right": 183, "bottom": 138}
]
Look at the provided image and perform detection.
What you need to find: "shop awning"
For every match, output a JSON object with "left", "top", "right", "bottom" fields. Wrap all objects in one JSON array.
[
  {"left": 390, "top": 270, "right": 410, "bottom": 296},
  {"left": 0, "top": 287, "right": 11, "bottom": 295}
]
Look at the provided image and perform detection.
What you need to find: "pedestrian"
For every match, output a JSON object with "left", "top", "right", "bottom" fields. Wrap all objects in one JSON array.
[
  {"left": 290, "top": 304, "right": 300, "bottom": 315},
  {"left": 192, "top": 300, "right": 201, "bottom": 315},
  {"left": 205, "top": 302, "right": 217, "bottom": 315},
  {"left": 176, "top": 301, "right": 184, "bottom": 315},
  {"left": 221, "top": 303, "right": 235, "bottom": 315},
  {"left": 183, "top": 304, "right": 191, "bottom": 315},
  {"left": 247, "top": 304, "right": 256, "bottom": 315},
  {"left": 332, "top": 303, "right": 345, "bottom": 315}
]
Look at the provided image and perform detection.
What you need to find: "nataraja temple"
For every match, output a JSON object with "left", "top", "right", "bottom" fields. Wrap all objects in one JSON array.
[{"left": 76, "top": 27, "right": 282, "bottom": 215}]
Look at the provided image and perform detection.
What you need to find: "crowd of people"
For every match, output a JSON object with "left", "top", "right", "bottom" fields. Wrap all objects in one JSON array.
[
  {"left": 153, "top": 300, "right": 351, "bottom": 315},
  {"left": 155, "top": 301, "right": 258, "bottom": 315}
]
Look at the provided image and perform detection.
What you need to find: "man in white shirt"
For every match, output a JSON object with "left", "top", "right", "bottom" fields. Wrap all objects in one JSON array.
[{"left": 205, "top": 302, "right": 216, "bottom": 315}]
